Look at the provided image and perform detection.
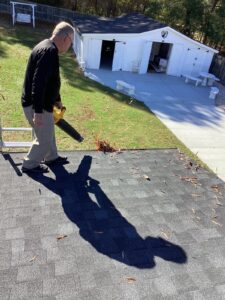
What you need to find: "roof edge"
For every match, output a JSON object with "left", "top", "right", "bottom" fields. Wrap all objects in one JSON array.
[{"left": 165, "top": 27, "right": 218, "bottom": 53}]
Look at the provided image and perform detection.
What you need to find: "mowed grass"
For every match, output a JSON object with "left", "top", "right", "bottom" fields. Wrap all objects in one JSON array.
[{"left": 0, "top": 14, "right": 201, "bottom": 163}]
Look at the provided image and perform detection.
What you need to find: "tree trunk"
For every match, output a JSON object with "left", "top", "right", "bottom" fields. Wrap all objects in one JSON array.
[
  {"left": 203, "top": 0, "right": 221, "bottom": 44},
  {"left": 211, "top": 0, "right": 220, "bottom": 12},
  {"left": 71, "top": 0, "right": 78, "bottom": 11}
]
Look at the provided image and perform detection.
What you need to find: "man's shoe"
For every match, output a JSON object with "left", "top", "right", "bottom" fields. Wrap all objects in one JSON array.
[
  {"left": 44, "top": 156, "right": 68, "bottom": 166},
  {"left": 22, "top": 165, "right": 49, "bottom": 174}
]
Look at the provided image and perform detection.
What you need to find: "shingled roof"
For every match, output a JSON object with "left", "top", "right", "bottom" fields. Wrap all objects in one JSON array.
[{"left": 72, "top": 13, "right": 167, "bottom": 34}]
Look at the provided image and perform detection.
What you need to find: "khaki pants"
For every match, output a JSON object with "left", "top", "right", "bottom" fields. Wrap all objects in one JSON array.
[{"left": 22, "top": 106, "right": 58, "bottom": 169}]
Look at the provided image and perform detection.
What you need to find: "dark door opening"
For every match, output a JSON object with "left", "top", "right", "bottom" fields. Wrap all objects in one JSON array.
[
  {"left": 148, "top": 42, "right": 173, "bottom": 73},
  {"left": 100, "top": 40, "right": 115, "bottom": 69}
]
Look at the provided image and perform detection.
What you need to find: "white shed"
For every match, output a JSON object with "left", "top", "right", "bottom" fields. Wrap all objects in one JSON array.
[{"left": 72, "top": 13, "right": 218, "bottom": 77}]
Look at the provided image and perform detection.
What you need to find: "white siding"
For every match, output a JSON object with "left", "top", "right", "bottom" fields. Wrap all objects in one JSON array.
[
  {"left": 83, "top": 37, "right": 89, "bottom": 65},
  {"left": 73, "top": 30, "right": 82, "bottom": 63},
  {"left": 141, "top": 28, "right": 216, "bottom": 76},
  {"left": 78, "top": 27, "right": 216, "bottom": 75},
  {"left": 202, "top": 51, "right": 214, "bottom": 73},
  {"left": 112, "top": 42, "right": 125, "bottom": 71}
]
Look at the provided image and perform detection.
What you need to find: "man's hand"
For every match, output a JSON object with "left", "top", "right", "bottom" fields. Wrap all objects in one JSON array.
[
  {"left": 33, "top": 113, "right": 43, "bottom": 127},
  {"left": 55, "top": 101, "right": 63, "bottom": 109}
]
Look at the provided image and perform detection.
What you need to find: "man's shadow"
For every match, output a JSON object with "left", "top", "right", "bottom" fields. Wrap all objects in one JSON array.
[{"left": 28, "top": 155, "right": 187, "bottom": 268}]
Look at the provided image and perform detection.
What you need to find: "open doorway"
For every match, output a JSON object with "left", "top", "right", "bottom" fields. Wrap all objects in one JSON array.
[
  {"left": 148, "top": 42, "right": 173, "bottom": 73},
  {"left": 100, "top": 40, "right": 115, "bottom": 69}
]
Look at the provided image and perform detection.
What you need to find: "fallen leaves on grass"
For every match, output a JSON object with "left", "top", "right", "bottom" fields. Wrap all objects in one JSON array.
[{"left": 57, "top": 235, "right": 68, "bottom": 241}]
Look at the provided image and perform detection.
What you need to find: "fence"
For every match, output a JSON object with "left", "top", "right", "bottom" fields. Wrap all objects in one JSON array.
[
  {"left": 0, "top": 0, "right": 79, "bottom": 24},
  {"left": 210, "top": 54, "right": 225, "bottom": 86}
]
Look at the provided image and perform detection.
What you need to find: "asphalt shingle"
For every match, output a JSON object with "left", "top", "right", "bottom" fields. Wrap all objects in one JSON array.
[{"left": 0, "top": 149, "right": 225, "bottom": 299}]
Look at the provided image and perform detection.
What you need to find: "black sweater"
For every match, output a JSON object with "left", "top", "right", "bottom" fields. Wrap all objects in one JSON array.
[{"left": 21, "top": 39, "right": 61, "bottom": 113}]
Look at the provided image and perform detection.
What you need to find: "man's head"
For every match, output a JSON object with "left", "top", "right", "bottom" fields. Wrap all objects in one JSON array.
[{"left": 51, "top": 21, "right": 74, "bottom": 53}]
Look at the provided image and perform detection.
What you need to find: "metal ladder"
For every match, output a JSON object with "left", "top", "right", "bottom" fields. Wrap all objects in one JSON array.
[{"left": 0, "top": 118, "right": 34, "bottom": 152}]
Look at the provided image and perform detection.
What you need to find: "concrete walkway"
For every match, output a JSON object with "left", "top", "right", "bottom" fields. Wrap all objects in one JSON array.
[{"left": 85, "top": 69, "right": 225, "bottom": 182}]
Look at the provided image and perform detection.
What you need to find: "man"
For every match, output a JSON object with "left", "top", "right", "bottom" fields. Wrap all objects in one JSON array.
[{"left": 21, "top": 22, "right": 74, "bottom": 173}]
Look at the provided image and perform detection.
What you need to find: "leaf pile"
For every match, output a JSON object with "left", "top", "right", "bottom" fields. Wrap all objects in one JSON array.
[{"left": 95, "top": 138, "right": 117, "bottom": 153}]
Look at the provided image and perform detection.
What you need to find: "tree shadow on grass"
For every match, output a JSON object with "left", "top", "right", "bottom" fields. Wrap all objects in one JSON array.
[
  {"left": 27, "top": 155, "right": 187, "bottom": 269},
  {"left": 59, "top": 53, "right": 153, "bottom": 114}
]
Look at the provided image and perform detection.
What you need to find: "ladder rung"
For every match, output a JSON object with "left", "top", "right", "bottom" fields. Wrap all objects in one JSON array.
[
  {"left": 2, "top": 128, "right": 33, "bottom": 132},
  {"left": 1, "top": 142, "right": 32, "bottom": 148}
]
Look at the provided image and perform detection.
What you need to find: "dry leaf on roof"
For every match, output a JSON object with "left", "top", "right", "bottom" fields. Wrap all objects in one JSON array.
[
  {"left": 195, "top": 165, "right": 201, "bottom": 171},
  {"left": 57, "top": 235, "right": 68, "bottom": 240},
  {"left": 211, "top": 184, "right": 223, "bottom": 193},
  {"left": 125, "top": 277, "right": 137, "bottom": 283},
  {"left": 191, "top": 193, "right": 201, "bottom": 198},
  {"left": 180, "top": 176, "right": 199, "bottom": 185},
  {"left": 29, "top": 256, "right": 37, "bottom": 262},
  {"left": 143, "top": 175, "right": 151, "bottom": 181},
  {"left": 161, "top": 230, "right": 172, "bottom": 240},
  {"left": 212, "top": 220, "right": 223, "bottom": 227},
  {"left": 185, "top": 161, "right": 193, "bottom": 169}
]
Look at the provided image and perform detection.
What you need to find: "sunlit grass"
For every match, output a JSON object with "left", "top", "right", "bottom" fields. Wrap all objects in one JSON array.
[{"left": 0, "top": 14, "right": 206, "bottom": 167}]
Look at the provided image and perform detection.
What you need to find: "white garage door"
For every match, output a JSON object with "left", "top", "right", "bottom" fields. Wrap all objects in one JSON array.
[
  {"left": 87, "top": 39, "right": 102, "bottom": 69},
  {"left": 112, "top": 42, "right": 125, "bottom": 71}
]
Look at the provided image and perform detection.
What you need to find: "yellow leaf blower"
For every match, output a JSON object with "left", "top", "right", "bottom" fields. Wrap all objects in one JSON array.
[{"left": 53, "top": 106, "right": 84, "bottom": 143}]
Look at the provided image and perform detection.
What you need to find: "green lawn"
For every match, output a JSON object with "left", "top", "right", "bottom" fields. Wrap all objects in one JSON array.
[{"left": 0, "top": 15, "right": 202, "bottom": 164}]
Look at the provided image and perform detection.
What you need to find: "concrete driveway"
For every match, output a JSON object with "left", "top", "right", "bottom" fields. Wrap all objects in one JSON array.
[{"left": 85, "top": 69, "right": 225, "bottom": 182}]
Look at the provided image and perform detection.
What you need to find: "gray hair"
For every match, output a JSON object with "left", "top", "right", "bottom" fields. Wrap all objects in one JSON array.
[{"left": 52, "top": 22, "right": 74, "bottom": 38}]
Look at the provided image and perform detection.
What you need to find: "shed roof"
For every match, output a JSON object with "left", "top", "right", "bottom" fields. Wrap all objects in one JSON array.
[{"left": 72, "top": 13, "right": 166, "bottom": 34}]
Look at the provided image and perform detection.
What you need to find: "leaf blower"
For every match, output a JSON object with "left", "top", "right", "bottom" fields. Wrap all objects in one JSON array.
[{"left": 53, "top": 106, "right": 84, "bottom": 143}]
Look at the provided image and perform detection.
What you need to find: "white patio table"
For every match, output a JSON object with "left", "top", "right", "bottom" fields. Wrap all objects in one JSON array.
[{"left": 199, "top": 72, "right": 220, "bottom": 87}]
